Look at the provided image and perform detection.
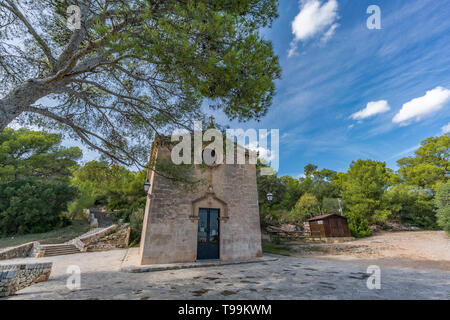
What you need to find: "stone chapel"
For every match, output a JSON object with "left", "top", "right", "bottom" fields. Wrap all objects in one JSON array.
[{"left": 139, "top": 129, "right": 262, "bottom": 265}]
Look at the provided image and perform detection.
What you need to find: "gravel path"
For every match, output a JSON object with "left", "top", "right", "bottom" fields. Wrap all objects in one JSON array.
[
  {"left": 2, "top": 249, "right": 449, "bottom": 300},
  {"left": 289, "top": 231, "right": 450, "bottom": 272}
]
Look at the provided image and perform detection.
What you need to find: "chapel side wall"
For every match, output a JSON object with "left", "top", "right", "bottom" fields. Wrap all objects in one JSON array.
[{"left": 140, "top": 163, "right": 199, "bottom": 265}]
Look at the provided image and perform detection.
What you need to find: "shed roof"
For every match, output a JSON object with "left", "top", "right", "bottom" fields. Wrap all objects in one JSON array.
[{"left": 308, "top": 214, "right": 347, "bottom": 222}]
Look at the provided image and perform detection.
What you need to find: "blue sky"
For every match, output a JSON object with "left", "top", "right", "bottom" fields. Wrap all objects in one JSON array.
[{"left": 216, "top": 0, "right": 450, "bottom": 178}]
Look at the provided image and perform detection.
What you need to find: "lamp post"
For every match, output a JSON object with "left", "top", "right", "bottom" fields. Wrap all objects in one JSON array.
[
  {"left": 266, "top": 192, "right": 273, "bottom": 202},
  {"left": 144, "top": 180, "right": 151, "bottom": 195}
]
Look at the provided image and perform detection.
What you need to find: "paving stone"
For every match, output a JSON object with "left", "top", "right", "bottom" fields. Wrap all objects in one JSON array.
[{"left": 1, "top": 249, "right": 449, "bottom": 300}]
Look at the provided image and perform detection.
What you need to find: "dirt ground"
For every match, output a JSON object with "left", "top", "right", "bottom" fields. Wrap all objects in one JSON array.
[{"left": 286, "top": 231, "right": 450, "bottom": 272}]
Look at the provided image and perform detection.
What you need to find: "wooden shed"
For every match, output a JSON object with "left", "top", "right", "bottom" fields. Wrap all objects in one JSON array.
[{"left": 308, "top": 214, "right": 351, "bottom": 238}]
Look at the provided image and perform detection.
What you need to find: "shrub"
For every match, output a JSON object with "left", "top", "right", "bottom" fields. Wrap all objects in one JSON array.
[
  {"left": 0, "top": 179, "right": 77, "bottom": 236},
  {"left": 67, "top": 181, "right": 96, "bottom": 219},
  {"left": 290, "top": 193, "right": 320, "bottom": 223},
  {"left": 129, "top": 208, "right": 145, "bottom": 244},
  {"left": 345, "top": 211, "right": 372, "bottom": 238},
  {"left": 383, "top": 185, "right": 436, "bottom": 229},
  {"left": 435, "top": 182, "right": 450, "bottom": 235}
]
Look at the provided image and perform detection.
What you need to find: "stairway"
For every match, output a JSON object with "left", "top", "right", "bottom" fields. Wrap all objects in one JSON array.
[{"left": 41, "top": 244, "right": 81, "bottom": 257}]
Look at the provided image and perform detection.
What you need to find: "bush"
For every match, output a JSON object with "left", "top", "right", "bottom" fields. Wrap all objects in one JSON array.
[
  {"left": 290, "top": 193, "right": 320, "bottom": 223},
  {"left": 346, "top": 211, "right": 372, "bottom": 238},
  {"left": 67, "top": 181, "right": 96, "bottom": 219},
  {"left": 260, "top": 204, "right": 297, "bottom": 227},
  {"left": 435, "top": 182, "right": 450, "bottom": 235},
  {"left": 383, "top": 185, "right": 436, "bottom": 229},
  {"left": 129, "top": 208, "right": 145, "bottom": 244},
  {"left": 0, "top": 179, "right": 77, "bottom": 236}
]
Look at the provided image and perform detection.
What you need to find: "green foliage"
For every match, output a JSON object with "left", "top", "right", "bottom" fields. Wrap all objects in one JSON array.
[
  {"left": 154, "top": 157, "right": 207, "bottom": 192},
  {"left": 435, "top": 182, "right": 450, "bottom": 235},
  {"left": 258, "top": 135, "right": 447, "bottom": 236},
  {"left": 0, "top": 179, "right": 77, "bottom": 236},
  {"left": 69, "top": 161, "right": 147, "bottom": 217},
  {"left": 296, "top": 165, "right": 339, "bottom": 205},
  {"left": 304, "top": 164, "right": 318, "bottom": 177},
  {"left": 271, "top": 236, "right": 281, "bottom": 245},
  {"left": 345, "top": 211, "right": 372, "bottom": 238},
  {"left": 338, "top": 159, "right": 393, "bottom": 226},
  {"left": 261, "top": 240, "right": 292, "bottom": 256},
  {"left": 0, "top": 220, "right": 90, "bottom": 249},
  {"left": 259, "top": 204, "right": 293, "bottom": 227},
  {"left": 290, "top": 193, "right": 320, "bottom": 223},
  {"left": 279, "top": 176, "right": 303, "bottom": 210},
  {"left": 129, "top": 208, "right": 146, "bottom": 245},
  {"left": 383, "top": 185, "right": 436, "bottom": 229},
  {"left": 0, "top": 128, "right": 82, "bottom": 182},
  {"left": 67, "top": 181, "right": 96, "bottom": 219},
  {"left": 397, "top": 135, "right": 450, "bottom": 191},
  {"left": 257, "top": 173, "right": 286, "bottom": 207},
  {"left": 322, "top": 198, "right": 343, "bottom": 214},
  {"left": 258, "top": 164, "right": 342, "bottom": 229},
  {"left": 0, "top": 1, "right": 281, "bottom": 167}
]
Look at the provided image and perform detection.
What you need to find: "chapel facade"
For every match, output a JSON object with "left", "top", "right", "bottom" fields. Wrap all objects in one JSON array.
[{"left": 139, "top": 134, "right": 262, "bottom": 265}]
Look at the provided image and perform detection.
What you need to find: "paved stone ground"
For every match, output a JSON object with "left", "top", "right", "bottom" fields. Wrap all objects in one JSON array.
[{"left": 1, "top": 249, "right": 449, "bottom": 300}]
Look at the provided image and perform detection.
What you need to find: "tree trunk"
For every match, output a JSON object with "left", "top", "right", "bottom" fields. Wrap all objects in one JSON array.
[{"left": 0, "top": 81, "right": 53, "bottom": 133}]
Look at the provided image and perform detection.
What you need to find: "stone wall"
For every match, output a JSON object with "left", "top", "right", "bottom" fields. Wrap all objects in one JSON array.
[
  {"left": 78, "top": 224, "right": 130, "bottom": 252},
  {"left": 0, "top": 263, "right": 52, "bottom": 297},
  {"left": 0, "top": 242, "right": 37, "bottom": 261}
]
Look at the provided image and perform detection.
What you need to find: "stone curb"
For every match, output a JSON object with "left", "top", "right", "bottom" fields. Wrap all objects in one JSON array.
[{"left": 120, "top": 256, "right": 278, "bottom": 273}]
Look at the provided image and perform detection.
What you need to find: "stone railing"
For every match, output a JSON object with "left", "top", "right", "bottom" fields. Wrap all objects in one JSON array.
[
  {"left": 69, "top": 224, "right": 130, "bottom": 252},
  {"left": 0, "top": 242, "right": 38, "bottom": 261},
  {"left": 70, "top": 237, "right": 86, "bottom": 252},
  {"left": 0, "top": 262, "right": 52, "bottom": 297}
]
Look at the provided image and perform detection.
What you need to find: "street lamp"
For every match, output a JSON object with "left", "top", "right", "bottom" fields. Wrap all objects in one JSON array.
[
  {"left": 266, "top": 192, "right": 273, "bottom": 202},
  {"left": 144, "top": 179, "right": 151, "bottom": 194}
]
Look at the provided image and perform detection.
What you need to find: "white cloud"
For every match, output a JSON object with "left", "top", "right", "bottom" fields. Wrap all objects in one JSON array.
[
  {"left": 442, "top": 122, "right": 450, "bottom": 134},
  {"left": 390, "top": 144, "right": 420, "bottom": 159},
  {"left": 247, "top": 141, "right": 275, "bottom": 162},
  {"left": 350, "top": 100, "right": 390, "bottom": 120},
  {"left": 321, "top": 23, "right": 339, "bottom": 42},
  {"left": 393, "top": 86, "right": 450, "bottom": 124},
  {"left": 288, "top": 0, "right": 339, "bottom": 57}
]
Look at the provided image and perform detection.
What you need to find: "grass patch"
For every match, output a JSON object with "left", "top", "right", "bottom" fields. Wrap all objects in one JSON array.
[
  {"left": 262, "top": 240, "right": 292, "bottom": 256},
  {"left": 0, "top": 220, "right": 91, "bottom": 249}
]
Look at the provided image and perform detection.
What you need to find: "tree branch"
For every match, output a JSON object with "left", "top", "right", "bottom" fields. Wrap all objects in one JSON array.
[
  {"left": 23, "top": 105, "right": 145, "bottom": 167},
  {"left": 4, "top": 0, "right": 56, "bottom": 69}
]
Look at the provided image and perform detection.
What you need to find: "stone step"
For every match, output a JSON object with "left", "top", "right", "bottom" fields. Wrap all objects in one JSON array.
[
  {"left": 42, "top": 245, "right": 77, "bottom": 249},
  {"left": 44, "top": 251, "right": 80, "bottom": 257},
  {"left": 44, "top": 248, "right": 80, "bottom": 253},
  {"left": 42, "top": 244, "right": 81, "bottom": 257}
]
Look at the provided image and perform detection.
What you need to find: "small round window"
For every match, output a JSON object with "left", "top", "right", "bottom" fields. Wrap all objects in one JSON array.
[{"left": 202, "top": 148, "right": 217, "bottom": 166}]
